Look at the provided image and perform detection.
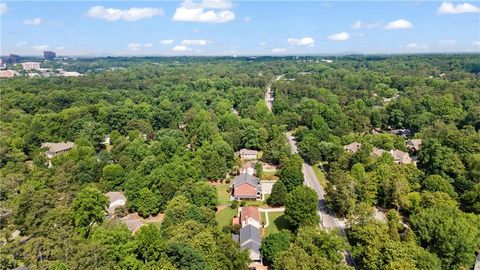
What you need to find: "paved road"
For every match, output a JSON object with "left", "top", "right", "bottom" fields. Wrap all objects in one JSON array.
[
  {"left": 285, "top": 132, "right": 345, "bottom": 231},
  {"left": 265, "top": 75, "right": 284, "bottom": 112},
  {"left": 286, "top": 132, "right": 356, "bottom": 267}
]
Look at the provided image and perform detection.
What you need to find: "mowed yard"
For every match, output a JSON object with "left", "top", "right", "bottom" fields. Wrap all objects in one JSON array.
[
  {"left": 262, "top": 211, "right": 289, "bottom": 236},
  {"left": 216, "top": 207, "right": 237, "bottom": 227}
]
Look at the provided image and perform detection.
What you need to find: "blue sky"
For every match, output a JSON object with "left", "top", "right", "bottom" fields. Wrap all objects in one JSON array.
[{"left": 1, "top": 1, "right": 479, "bottom": 56}]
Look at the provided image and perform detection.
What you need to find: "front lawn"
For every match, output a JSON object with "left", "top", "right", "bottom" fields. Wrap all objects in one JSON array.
[
  {"left": 262, "top": 212, "right": 289, "bottom": 236},
  {"left": 216, "top": 207, "right": 238, "bottom": 228}
]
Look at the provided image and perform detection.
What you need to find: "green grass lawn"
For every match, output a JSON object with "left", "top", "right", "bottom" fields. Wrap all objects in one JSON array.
[
  {"left": 244, "top": 200, "right": 268, "bottom": 207},
  {"left": 312, "top": 165, "right": 328, "bottom": 187},
  {"left": 216, "top": 207, "right": 237, "bottom": 228},
  {"left": 261, "top": 171, "right": 278, "bottom": 180},
  {"left": 262, "top": 211, "right": 289, "bottom": 236},
  {"left": 214, "top": 183, "right": 231, "bottom": 205}
]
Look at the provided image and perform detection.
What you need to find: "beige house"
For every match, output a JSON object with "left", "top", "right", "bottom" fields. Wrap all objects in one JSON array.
[
  {"left": 41, "top": 142, "right": 75, "bottom": 159},
  {"left": 406, "top": 139, "right": 422, "bottom": 152},
  {"left": 391, "top": 149, "right": 413, "bottom": 164},
  {"left": 239, "top": 149, "right": 258, "bottom": 160},
  {"left": 343, "top": 142, "right": 362, "bottom": 153}
]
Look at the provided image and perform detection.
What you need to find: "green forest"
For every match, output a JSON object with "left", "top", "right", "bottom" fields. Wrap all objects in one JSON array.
[{"left": 1, "top": 54, "right": 479, "bottom": 270}]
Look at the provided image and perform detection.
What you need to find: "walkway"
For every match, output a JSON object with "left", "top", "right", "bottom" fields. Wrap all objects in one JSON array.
[{"left": 259, "top": 207, "right": 285, "bottom": 228}]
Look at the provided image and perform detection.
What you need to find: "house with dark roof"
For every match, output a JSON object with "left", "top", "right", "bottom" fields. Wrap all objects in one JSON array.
[
  {"left": 239, "top": 224, "right": 262, "bottom": 262},
  {"left": 232, "top": 173, "right": 261, "bottom": 200}
]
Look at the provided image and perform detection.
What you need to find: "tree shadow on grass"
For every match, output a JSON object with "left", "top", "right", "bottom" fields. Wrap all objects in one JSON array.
[{"left": 274, "top": 214, "right": 292, "bottom": 231}]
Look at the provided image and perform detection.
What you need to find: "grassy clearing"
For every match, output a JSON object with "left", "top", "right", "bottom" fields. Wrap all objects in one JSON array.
[
  {"left": 262, "top": 212, "right": 289, "bottom": 236},
  {"left": 214, "top": 183, "right": 231, "bottom": 205},
  {"left": 243, "top": 200, "right": 268, "bottom": 207},
  {"left": 312, "top": 165, "right": 328, "bottom": 187},
  {"left": 261, "top": 171, "right": 278, "bottom": 180},
  {"left": 216, "top": 207, "right": 237, "bottom": 228}
]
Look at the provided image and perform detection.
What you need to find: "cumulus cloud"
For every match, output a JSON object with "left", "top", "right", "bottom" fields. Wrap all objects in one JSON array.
[
  {"left": 127, "top": 43, "right": 142, "bottom": 51},
  {"left": 385, "top": 19, "right": 413, "bottom": 30},
  {"left": 327, "top": 32, "right": 350, "bottom": 41},
  {"left": 172, "top": 0, "right": 235, "bottom": 23},
  {"left": 287, "top": 37, "right": 315, "bottom": 46},
  {"left": 159, "top": 39, "right": 174, "bottom": 45},
  {"left": 144, "top": 43, "right": 153, "bottom": 47},
  {"left": 33, "top": 45, "right": 49, "bottom": 51},
  {"left": 23, "top": 18, "right": 43, "bottom": 25},
  {"left": 438, "top": 2, "right": 480, "bottom": 14},
  {"left": 173, "top": 45, "right": 191, "bottom": 52},
  {"left": 181, "top": 39, "right": 209, "bottom": 46},
  {"left": 0, "top": 3, "right": 7, "bottom": 15},
  {"left": 406, "top": 42, "right": 429, "bottom": 50},
  {"left": 271, "top": 48, "right": 287, "bottom": 53},
  {"left": 87, "top": 6, "right": 163, "bottom": 21},
  {"left": 351, "top": 20, "right": 382, "bottom": 29},
  {"left": 17, "top": 41, "right": 28, "bottom": 46}
]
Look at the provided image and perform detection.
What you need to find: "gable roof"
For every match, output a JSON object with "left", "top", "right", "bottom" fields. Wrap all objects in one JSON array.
[
  {"left": 391, "top": 149, "right": 412, "bottom": 164},
  {"left": 239, "top": 149, "right": 258, "bottom": 155},
  {"left": 407, "top": 139, "right": 422, "bottom": 150},
  {"left": 233, "top": 173, "right": 260, "bottom": 189},
  {"left": 241, "top": 206, "right": 260, "bottom": 224},
  {"left": 240, "top": 240, "right": 261, "bottom": 255},
  {"left": 343, "top": 142, "right": 362, "bottom": 153},
  {"left": 41, "top": 142, "right": 75, "bottom": 153},
  {"left": 240, "top": 224, "right": 261, "bottom": 245}
]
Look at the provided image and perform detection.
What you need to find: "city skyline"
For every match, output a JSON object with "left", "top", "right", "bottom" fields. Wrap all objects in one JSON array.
[{"left": 1, "top": 0, "right": 480, "bottom": 56}]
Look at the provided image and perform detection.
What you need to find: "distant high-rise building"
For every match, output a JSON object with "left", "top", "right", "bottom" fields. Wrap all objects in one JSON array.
[
  {"left": 2, "top": 54, "right": 21, "bottom": 64},
  {"left": 43, "top": 51, "right": 56, "bottom": 60}
]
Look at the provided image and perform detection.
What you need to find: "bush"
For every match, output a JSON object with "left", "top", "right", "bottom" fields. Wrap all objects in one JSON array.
[{"left": 231, "top": 200, "right": 239, "bottom": 209}]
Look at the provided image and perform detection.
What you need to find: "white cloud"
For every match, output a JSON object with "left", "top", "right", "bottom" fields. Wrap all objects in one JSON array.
[
  {"left": 438, "top": 40, "right": 456, "bottom": 45},
  {"left": 351, "top": 20, "right": 382, "bottom": 29},
  {"left": 406, "top": 42, "right": 429, "bottom": 50},
  {"left": 23, "top": 18, "right": 43, "bottom": 26},
  {"left": 181, "top": 39, "right": 209, "bottom": 46},
  {"left": 271, "top": 48, "right": 287, "bottom": 53},
  {"left": 438, "top": 2, "right": 480, "bottom": 14},
  {"left": 327, "top": 32, "right": 350, "bottom": 41},
  {"left": 127, "top": 43, "right": 142, "bottom": 51},
  {"left": 173, "top": 45, "right": 191, "bottom": 52},
  {"left": 0, "top": 3, "right": 7, "bottom": 15},
  {"left": 259, "top": 41, "right": 267, "bottom": 46},
  {"left": 87, "top": 6, "right": 163, "bottom": 21},
  {"left": 33, "top": 45, "right": 49, "bottom": 51},
  {"left": 287, "top": 37, "right": 315, "bottom": 46},
  {"left": 159, "top": 39, "right": 174, "bottom": 45},
  {"left": 474, "top": 41, "right": 480, "bottom": 46},
  {"left": 385, "top": 19, "right": 413, "bottom": 30},
  {"left": 55, "top": 46, "right": 65, "bottom": 51},
  {"left": 17, "top": 41, "right": 28, "bottom": 46},
  {"left": 144, "top": 43, "right": 153, "bottom": 48},
  {"left": 172, "top": 0, "right": 235, "bottom": 23}
]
